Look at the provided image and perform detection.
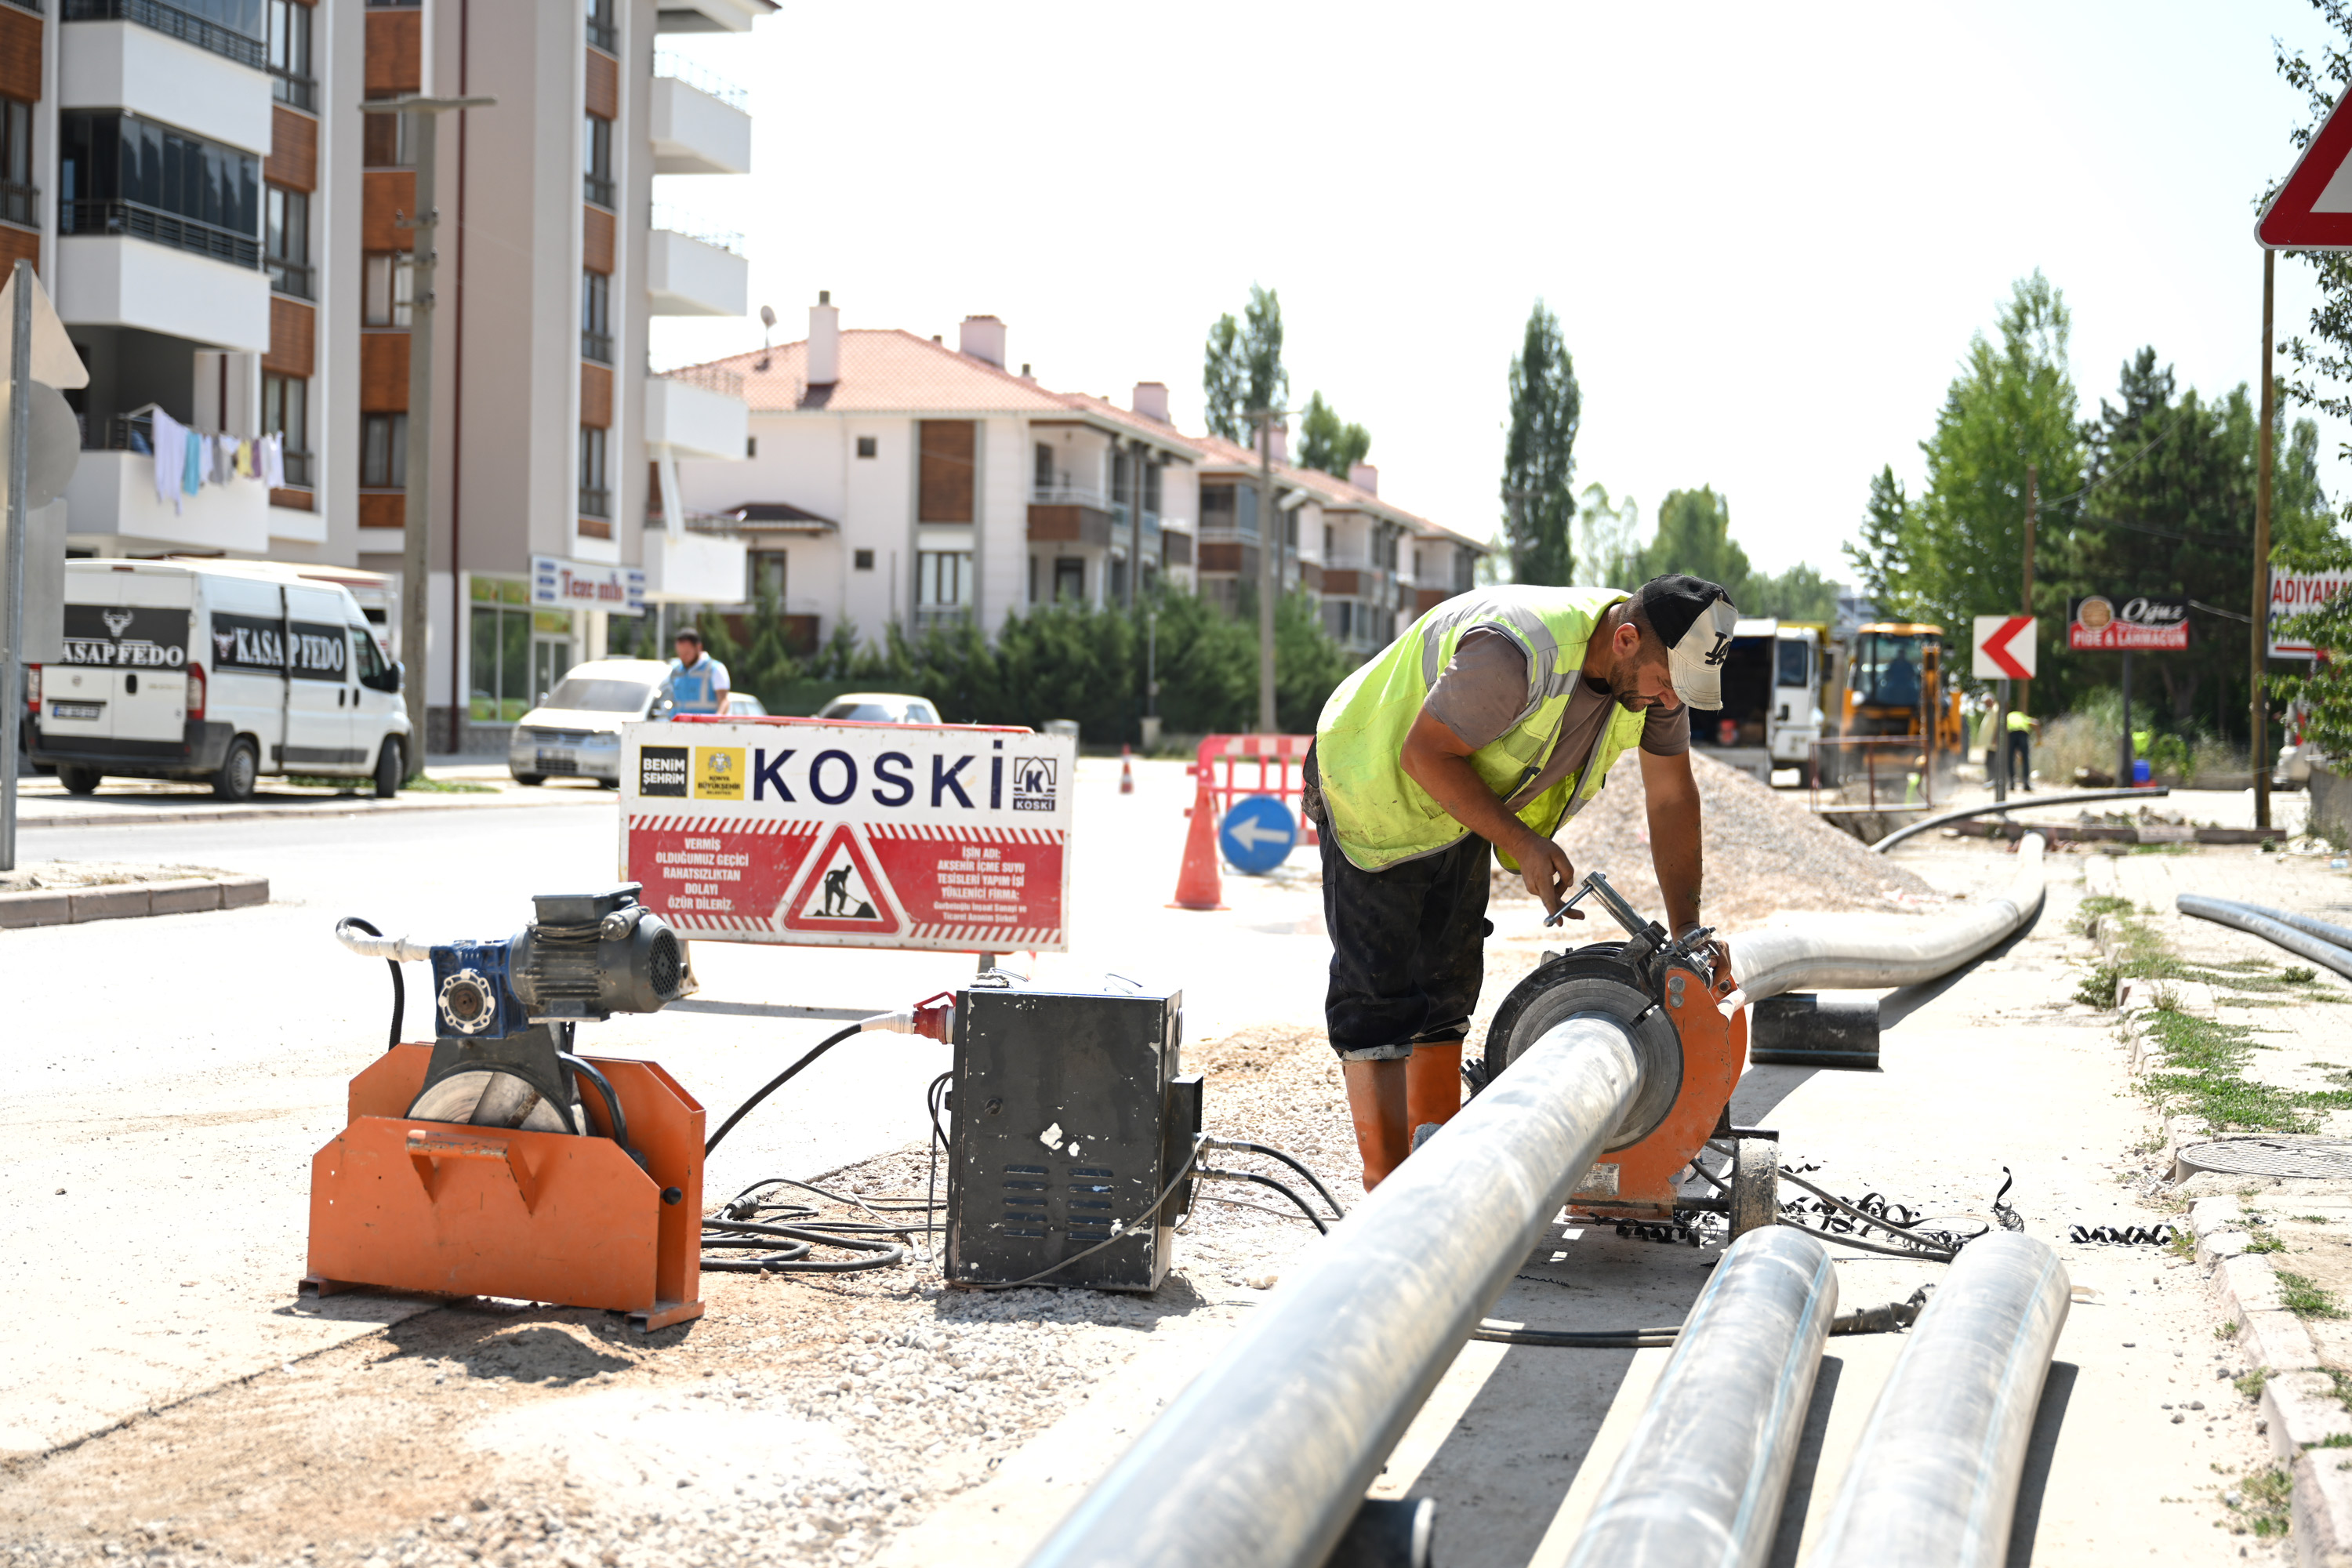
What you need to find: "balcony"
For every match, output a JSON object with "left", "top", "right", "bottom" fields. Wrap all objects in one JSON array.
[
  {"left": 57, "top": 232, "right": 269, "bottom": 350},
  {"left": 64, "top": 448, "right": 270, "bottom": 555},
  {"left": 641, "top": 527, "right": 746, "bottom": 604},
  {"left": 645, "top": 366, "right": 748, "bottom": 461},
  {"left": 646, "top": 224, "right": 746, "bottom": 317},
  {"left": 649, "top": 61, "right": 751, "bottom": 176},
  {"left": 655, "top": 0, "right": 771, "bottom": 34},
  {"left": 0, "top": 181, "right": 34, "bottom": 228},
  {"left": 60, "top": 11, "right": 273, "bottom": 154},
  {"left": 1028, "top": 495, "right": 1113, "bottom": 548}
]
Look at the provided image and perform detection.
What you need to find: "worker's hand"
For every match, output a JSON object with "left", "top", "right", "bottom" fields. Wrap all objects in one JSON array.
[
  {"left": 1515, "top": 833, "right": 1577, "bottom": 917},
  {"left": 1699, "top": 935, "right": 1734, "bottom": 996}
]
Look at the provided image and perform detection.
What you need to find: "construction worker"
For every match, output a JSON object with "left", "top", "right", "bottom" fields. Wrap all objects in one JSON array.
[
  {"left": 1301, "top": 575, "right": 1740, "bottom": 1190},
  {"left": 2006, "top": 709, "right": 2039, "bottom": 792}
]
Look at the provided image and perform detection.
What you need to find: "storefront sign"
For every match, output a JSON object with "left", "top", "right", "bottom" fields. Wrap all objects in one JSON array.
[
  {"left": 2067, "top": 595, "right": 2188, "bottom": 652},
  {"left": 2270, "top": 571, "right": 2352, "bottom": 659},
  {"left": 532, "top": 555, "right": 645, "bottom": 615},
  {"left": 619, "top": 718, "right": 1076, "bottom": 953}
]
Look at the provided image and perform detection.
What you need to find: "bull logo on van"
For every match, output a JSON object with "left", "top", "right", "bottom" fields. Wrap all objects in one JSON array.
[{"left": 102, "top": 611, "right": 133, "bottom": 637}]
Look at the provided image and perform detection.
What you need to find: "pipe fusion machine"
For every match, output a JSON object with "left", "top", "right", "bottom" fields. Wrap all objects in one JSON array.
[{"left": 305, "top": 884, "right": 708, "bottom": 1330}]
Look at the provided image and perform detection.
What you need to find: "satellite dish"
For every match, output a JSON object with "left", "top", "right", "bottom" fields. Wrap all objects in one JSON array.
[
  {"left": 0, "top": 380, "right": 82, "bottom": 510},
  {"left": 759, "top": 304, "right": 777, "bottom": 330}
]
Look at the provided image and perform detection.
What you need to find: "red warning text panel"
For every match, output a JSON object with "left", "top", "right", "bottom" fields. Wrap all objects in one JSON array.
[{"left": 619, "top": 720, "right": 1074, "bottom": 953}]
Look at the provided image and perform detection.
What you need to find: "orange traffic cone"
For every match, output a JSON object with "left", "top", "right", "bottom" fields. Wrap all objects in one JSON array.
[
  {"left": 1120, "top": 745, "right": 1134, "bottom": 795},
  {"left": 1171, "top": 768, "right": 1226, "bottom": 910}
]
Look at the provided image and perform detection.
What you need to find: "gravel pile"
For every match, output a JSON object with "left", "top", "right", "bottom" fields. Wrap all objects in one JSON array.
[{"left": 1499, "top": 751, "right": 1945, "bottom": 931}]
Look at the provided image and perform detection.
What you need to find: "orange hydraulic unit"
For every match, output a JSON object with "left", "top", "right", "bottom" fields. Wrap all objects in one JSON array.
[
  {"left": 303, "top": 886, "right": 706, "bottom": 1330},
  {"left": 1479, "top": 871, "right": 1766, "bottom": 1229}
]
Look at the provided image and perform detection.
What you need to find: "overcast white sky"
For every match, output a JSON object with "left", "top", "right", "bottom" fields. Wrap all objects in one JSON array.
[{"left": 649, "top": 2, "right": 2352, "bottom": 579}]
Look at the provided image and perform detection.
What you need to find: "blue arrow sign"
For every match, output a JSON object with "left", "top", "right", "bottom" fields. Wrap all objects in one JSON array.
[{"left": 1219, "top": 794, "right": 1298, "bottom": 874}]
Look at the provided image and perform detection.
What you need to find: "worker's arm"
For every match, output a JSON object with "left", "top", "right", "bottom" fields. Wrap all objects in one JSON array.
[
  {"left": 1399, "top": 708, "right": 1579, "bottom": 917},
  {"left": 1640, "top": 747, "right": 1732, "bottom": 986}
]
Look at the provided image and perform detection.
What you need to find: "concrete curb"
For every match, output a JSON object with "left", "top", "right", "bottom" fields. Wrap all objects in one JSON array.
[
  {"left": 0, "top": 873, "right": 267, "bottom": 928},
  {"left": 2187, "top": 1193, "right": 2352, "bottom": 1566},
  {"left": 15, "top": 788, "right": 608, "bottom": 831}
]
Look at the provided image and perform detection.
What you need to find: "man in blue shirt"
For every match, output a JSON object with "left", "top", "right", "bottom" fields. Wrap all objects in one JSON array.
[{"left": 667, "top": 628, "right": 732, "bottom": 715}]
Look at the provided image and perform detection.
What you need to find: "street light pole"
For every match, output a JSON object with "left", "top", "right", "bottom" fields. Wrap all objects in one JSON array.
[
  {"left": 0, "top": 260, "right": 27, "bottom": 871},
  {"left": 2255, "top": 249, "right": 2276, "bottom": 833},
  {"left": 358, "top": 94, "right": 491, "bottom": 772},
  {"left": 1252, "top": 408, "right": 1283, "bottom": 734}
]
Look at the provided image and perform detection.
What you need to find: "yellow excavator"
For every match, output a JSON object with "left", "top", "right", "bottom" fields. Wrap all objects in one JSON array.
[{"left": 1817, "top": 622, "right": 1968, "bottom": 786}]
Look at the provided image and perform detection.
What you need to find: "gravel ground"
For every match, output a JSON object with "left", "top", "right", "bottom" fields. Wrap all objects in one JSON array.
[
  {"left": 0, "top": 1029, "right": 1358, "bottom": 1568},
  {"left": 1508, "top": 751, "right": 1943, "bottom": 931}
]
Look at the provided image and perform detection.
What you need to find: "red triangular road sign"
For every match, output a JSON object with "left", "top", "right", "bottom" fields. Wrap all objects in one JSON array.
[
  {"left": 2259, "top": 89, "right": 2352, "bottom": 249},
  {"left": 779, "top": 824, "right": 902, "bottom": 935}
]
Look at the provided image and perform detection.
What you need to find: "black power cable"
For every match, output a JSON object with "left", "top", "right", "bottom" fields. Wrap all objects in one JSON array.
[
  {"left": 1196, "top": 1167, "right": 1330, "bottom": 1234},
  {"left": 558, "top": 1051, "right": 637, "bottom": 1165},
  {"left": 705, "top": 1022, "right": 863, "bottom": 1156},
  {"left": 1201, "top": 1138, "right": 1348, "bottom": 1221},
  {"left": 342, "top": 916, "right": 403, "bottom": 1048}
]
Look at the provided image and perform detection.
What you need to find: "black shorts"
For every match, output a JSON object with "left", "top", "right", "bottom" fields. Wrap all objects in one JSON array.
[{"left": 1305, "top": 746, "right": 1492, "bottom": 1061}]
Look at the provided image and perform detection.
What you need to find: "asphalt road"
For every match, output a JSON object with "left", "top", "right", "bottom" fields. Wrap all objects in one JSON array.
[{"left": 0, "top": 758, "right": 1333, "bottom": 1454}]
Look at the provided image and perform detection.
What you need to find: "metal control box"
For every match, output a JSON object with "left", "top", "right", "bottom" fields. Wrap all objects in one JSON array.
[{"left": 946, "top": 984, "right": 1200, "bottom": 1293}]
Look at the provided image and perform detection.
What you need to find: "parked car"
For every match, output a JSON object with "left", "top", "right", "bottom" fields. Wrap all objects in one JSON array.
[
  {"left": 728, "top": 693, "right": 768, "bottom": 717},
  {"left": 508, "top": 659, "right": 677, "bottom": 786},
  {"left": 31, "top": 558, "right": 409, "bottom": 800},
  {"left": 815, "top": 692, "right": 942, "bottom": 724}
]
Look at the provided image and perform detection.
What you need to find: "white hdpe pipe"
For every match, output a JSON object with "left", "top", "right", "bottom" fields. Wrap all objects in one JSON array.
[
  {"left": 1806, "top": 1232, "right": 2071, "bottom": 1568},
  {"left": 1724, "top": 834, "right": 2046, "bottom": 1007},
  {"left": 1561, "top": 1225, "right": 1837, "bottom": 1568},
  {"left": 333, "top": 918, "right": 434, "bottom": 963}
]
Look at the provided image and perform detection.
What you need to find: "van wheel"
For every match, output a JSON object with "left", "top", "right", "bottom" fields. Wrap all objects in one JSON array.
[
  {"left": 373, "top": 738, "right": 404, "bottom": 799},
  {"left": 57, "top": 764, "right": 102, "bottom": 796},
  {"left": 212, "top": 739, "right": 260, "bottom": 802},
  {"left": 513, "top": 773, "right": 546, "bottom": 787},
  {"left": 597, "top": 777, "right": 620, "bottom": 790}
]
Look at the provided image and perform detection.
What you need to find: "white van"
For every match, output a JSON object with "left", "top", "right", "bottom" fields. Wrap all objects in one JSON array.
[{"left": 29, "top": 559, "right": 410, "bottom": 800}]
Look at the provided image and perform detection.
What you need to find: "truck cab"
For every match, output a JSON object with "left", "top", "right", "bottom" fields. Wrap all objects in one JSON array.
[{"left": 1686, "top": 618, "right": 1824, "bottom": 782}]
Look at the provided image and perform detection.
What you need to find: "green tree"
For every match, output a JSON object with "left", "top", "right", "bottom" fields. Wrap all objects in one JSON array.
[
  {"left": 1203, "top": 285, "right": 1287, "bottom": 444},
  {"left": 1501, "top": 300, "right": 1581, "bottom": 585},
  {"left": 1842, "top": 467, "right": 1914, "bottom": 612},
  {"left": 1896, "top": 271, "right": 2085, "bottom": 636},
  {"left": 1577, "top": 484, "right": 1644, "bottom": 587},
  {"left": 1740, "top": 563, "right": 1840, "bottom": 622},
  {"left": 1297, "top": 390, "right": 1370, "bottom": 479},
  {"left": 1635, "top": 485, "right": 1751, "bottom": 598}
]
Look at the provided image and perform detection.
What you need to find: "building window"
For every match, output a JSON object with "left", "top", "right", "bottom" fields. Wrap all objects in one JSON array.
[
  {"left": 267, "top": 0, "right": 314, "bottom": 110},
  {"left": 583, "top": 114, "right": 614, "bottom": 209},
  {"left": 746, "top": 436, "right": 757, "bottom": 457},
  {"left": 262, "top": 372, "right": 311, "bottom": 488},
  {"left": 916, "top": 551, "right": 971, "bottom": 608},
  {"left": 60, "top": 111, "right": 261, "bottom": 268},
  {"left": 747, "top": 550, "right": 786, "bottom": 604},
  {"left": 1033, "top": 442, "right": 1052, "bottom": 492},
  {"left": 855, "top": 435, "right": 877, "bottom": 459},
  {"left": 1054, "top": 557, "right": 1084, "bottom": 604},
  {"left": 853, "top": 549, "right": 875, "bottom": 572},
  {"left": 265, "top": 185, "right": 310, "bottom": 298},
  {"left": 0, "top": 97, "right": 31, "bottom": 229},
  {"left": 584, "top": 0, "right": 616, "bottom": 52},
  {"left": 362, "top": 253, "right": 412, "bottom": 327},
  {"left": 579, "top": 268, "right": 611, "bottom": 363},
  {"left": 361, "top": 412, "right": 406, "bottom": 489},
  {"left": 579, "top": 426, "right": 609, "bottom": 518},
  {"left": 468, "top": 577, "right": 568, "bottom": 724},
  {"left": 362, "top": 96, "right": 412, "bottom": 167}
]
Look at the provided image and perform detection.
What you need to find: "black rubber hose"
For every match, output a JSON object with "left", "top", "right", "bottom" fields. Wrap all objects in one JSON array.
[
  {"left": 702, "top": 1218, "right": 905, "bottom": 1273},
  {"left": 1200, "top": 1167, "right": 1330, "bottom": 1234},
  {"left": 1211, "top": 1140, "right": 1348, "bottom": 1220},
  {"left": 342, "top": 916, "right": 403, "bottom": 1049},
  {"left": 558, "top": 1052, "right": 633, "bottom": 1159},
  {"left": 704, "top": 1022, "right": 863, "bottom": 1156},
  {"left": 1472, "top": 1325, "right": 1681, "bottom": 1348}
]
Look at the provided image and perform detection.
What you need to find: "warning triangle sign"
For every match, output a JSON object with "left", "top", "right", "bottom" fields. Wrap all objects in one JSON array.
[
  {"left": 779, "top": 824, "right": 902, "bottom": 935},
  {"left": 2260, "top": 89, "right": 2352, "bottom": 249}
]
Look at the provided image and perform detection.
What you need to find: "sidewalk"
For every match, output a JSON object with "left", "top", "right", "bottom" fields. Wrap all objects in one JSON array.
[{"left": 9, "top": 760, "right": 609, "bottom": 829}]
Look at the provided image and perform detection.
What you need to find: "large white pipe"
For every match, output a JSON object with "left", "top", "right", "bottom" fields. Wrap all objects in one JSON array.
[
  {"left": 1725, "top": 834, "right": 2045, "bottom": 1007},
  {"left": 1021, "top": 1015, "right": 1645, "bottom": 1568},
  {"left": 1806, "top": 1232, "right": 2071, "bottom": 1568},
  {"left": 1561, "top": 1225, "right": 1837, "bottom": 1568},
  {"left": 2176, "top": 894, "right": 2352, "bottom": 984}
]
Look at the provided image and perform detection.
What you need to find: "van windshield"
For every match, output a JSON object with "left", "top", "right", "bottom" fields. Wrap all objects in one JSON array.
[{"left": 543, "top": 677, "right": 656, "bottom": 713}]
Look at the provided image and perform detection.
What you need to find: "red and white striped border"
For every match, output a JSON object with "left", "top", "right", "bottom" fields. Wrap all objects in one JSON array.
[
  {"left": 627, "top": 815, "right": 818, "bottom": 836},
  {"left": 866, "top": 824, "right": 1065, "bottom": 844},
  {"left": 907, "top": 924, "right": 1062, "bottom": 946}
]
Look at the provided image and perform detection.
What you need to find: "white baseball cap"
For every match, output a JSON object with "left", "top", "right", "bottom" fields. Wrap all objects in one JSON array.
[{"left": 1634, "top": 575, "right": 1741, "bottom": 711}]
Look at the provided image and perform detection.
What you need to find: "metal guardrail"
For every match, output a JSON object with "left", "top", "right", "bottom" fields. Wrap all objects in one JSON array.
[
  {"left": 1031, "top": 485, "right": 1109, "bottom": 510},
  {"left": 64, "top": 199, "right": 261, "bottom": 269},
  {"left": 651, "top": 206, "right": 744, "bottom": 254},
  {"left": 655, "top": 362, "right": 745, "bottom": 398},
  {"left": 64, "top": 0, "right": 264, "bottom": 65},
  {"left": 654, "top": 51, "right": 749, "bottom": 108}
]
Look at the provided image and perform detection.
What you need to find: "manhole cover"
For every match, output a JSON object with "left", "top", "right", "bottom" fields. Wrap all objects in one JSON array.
[{"left": 2177, "top": 1138, "right": 2352, "bottom": 1180}]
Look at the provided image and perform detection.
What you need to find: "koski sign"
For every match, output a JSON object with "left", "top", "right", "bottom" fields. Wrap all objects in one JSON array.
[{"left": 619, "top": 717, "right": 1076, "bottom": 953}]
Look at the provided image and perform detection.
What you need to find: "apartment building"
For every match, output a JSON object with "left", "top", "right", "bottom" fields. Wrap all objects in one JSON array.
[
  {"left": 665, "top": 296, "right": 1489, "bottom": 662},
  {"left": 667, "top": 302, "right": 1202, "bottom": 648},
  {"left": 34, "top": 0, "right": 762, "bottom": 752}
]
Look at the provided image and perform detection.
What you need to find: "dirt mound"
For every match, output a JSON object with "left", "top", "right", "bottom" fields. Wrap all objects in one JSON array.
[{"left": 1504, "top": 750, "right": 1944, "bottom": 932}]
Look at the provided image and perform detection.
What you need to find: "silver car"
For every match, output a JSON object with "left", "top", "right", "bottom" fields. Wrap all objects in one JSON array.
[{"left": 509, "top": 658, "right": 675, "bottom": 786}]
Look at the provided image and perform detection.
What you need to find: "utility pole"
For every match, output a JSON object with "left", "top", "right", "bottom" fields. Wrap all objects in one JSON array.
[
  {"left": 2255, "top": 251, "right": 2277, "bottom": 833},
  {"left": 2018, "top": 463, "right": 2037, "bottom": 718},
  {"left": 0, "top": 261, "right": 26, "bottom": 870},
  {"left": 1252, "top": 408, "right": 1283, "bottom": 734},
  {"left": 360, "top": 94, "right": 491, "bottom": 774}
]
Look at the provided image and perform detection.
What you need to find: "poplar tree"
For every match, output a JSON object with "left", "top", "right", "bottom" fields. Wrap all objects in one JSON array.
[{"left": 1501, "top": 301, "right": 1581, "bottom": 585}]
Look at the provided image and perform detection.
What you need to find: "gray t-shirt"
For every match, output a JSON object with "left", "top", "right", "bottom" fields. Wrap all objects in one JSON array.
[{"left": 1423, "top": 628, "right": 1688, "bottom": 816}]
